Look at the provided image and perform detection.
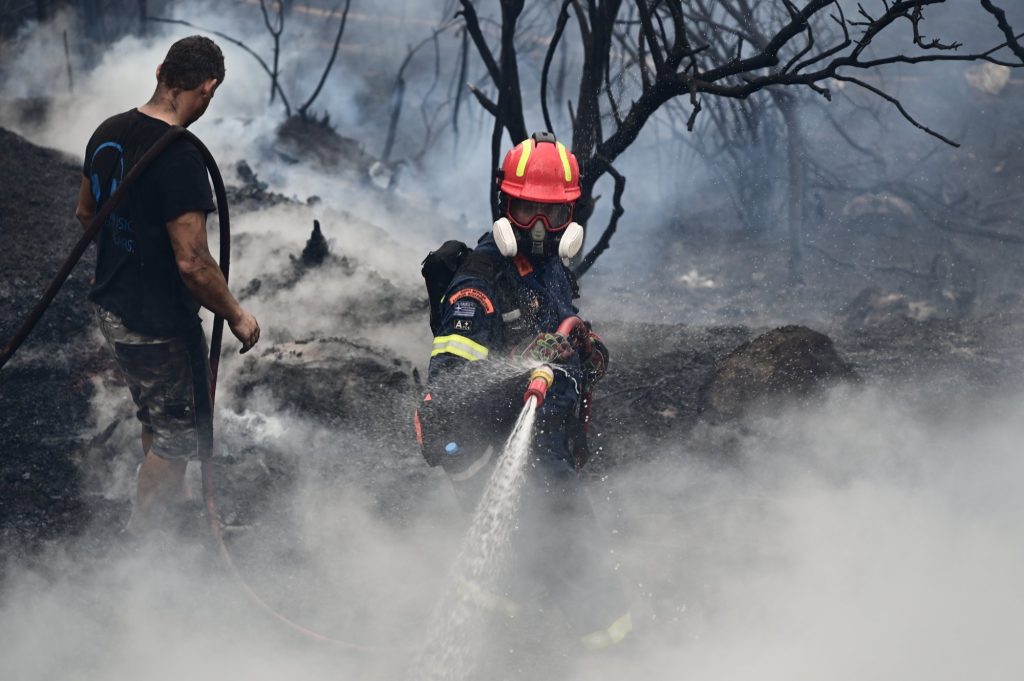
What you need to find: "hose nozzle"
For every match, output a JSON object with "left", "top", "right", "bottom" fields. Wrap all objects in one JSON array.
[{"left": 523, "top": 365, "right": 555, "bottom": 406}]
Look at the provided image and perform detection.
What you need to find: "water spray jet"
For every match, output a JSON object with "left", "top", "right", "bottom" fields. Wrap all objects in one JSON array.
[{"left": 418, "top": 316, "right": 597, "bottom": 678}]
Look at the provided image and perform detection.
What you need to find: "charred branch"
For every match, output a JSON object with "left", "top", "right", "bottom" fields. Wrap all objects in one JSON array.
[
  {"left": 541, "top": 0, "right": 573, "bottom": 134},
  {"left": 259, "top": 0, "right": 285, "bottom": 106},
  {"left": 454, "top": 0, "right": 1022, "bottom": 275},
  {"left": 575, "top": 157, "right": 626, "bottom": 277},
  {"left": 980, "top": 0, "right": 1024, "bottom": 62},
  {"left": 297, "top": 0, "right": 351, "bottom": 120},
  {"left": 452, "top": 28, "right": 469, "bottom": 136},
  {"left": 467, "top": 84, "right": 499, "bottom": 116},
  {"left": 149, "top": 16, "right": 292, "bottom": 115},
  {"left": 833, "top": 74, "right": 959, "bottom": 147},
  {"left": 457, "top": 0, "right": 502, "bottom": 85},
  {"left": 382, "top": 20, "right": 458, "bottom": 163}
]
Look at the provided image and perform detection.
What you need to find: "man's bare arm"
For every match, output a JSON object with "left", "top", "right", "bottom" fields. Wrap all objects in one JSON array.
[
  {"left": 167, "top": 210, "right": 260, "bottom": 352},
  {"left": 75, "top": 177, "right": 96, "bottom": 229}
]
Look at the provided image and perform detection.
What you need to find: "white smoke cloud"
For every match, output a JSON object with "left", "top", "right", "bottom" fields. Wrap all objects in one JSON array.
[
  {"left": 5, "top": 379, "right": 1024, "bottom": 680},
  {"left": 569, "top": 384, "right": 1024, "bottom": 681},
  {"left": 3, "top": 4, "right": 1024, "bottom": 681}
]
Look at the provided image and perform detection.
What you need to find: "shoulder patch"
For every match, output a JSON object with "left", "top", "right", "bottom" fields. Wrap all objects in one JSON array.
[
  {"left": 453, "top": 318, "right": 474, "bottom": 332},
  {"left": 453, "top": 300, "right": 477, "bottom": 318},
  {"left": 449, "top": 288, "right": 495, "bottom": 314}
]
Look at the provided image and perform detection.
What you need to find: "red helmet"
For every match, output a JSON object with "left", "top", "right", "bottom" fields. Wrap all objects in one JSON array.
[{"left": 499, "top": 131, "right": 581, "bottom": 203}]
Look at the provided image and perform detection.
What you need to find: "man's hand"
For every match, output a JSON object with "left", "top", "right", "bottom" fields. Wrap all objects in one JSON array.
[
  {"left": 168, "top": 211, "right": 255, "bottom": 349},
  {"left": 521, "top": 332, "right": 575, "bottom": 364},
  {"left": 229, "top": 309, "right": 260, "bottom": 354}
]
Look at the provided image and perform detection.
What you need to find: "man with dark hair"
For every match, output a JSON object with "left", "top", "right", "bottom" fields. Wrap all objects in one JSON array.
[{"left": 75, "top": 35, "right": 259, "bottom": 533}]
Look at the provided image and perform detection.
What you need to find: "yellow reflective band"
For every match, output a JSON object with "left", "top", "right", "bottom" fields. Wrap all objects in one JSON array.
[
  {"left": 556, "top": 142, "right": 572, "bottom": 182},
  {"left": 580, "top": 612, "right": 633, "bottom": 651},
  {"left": 515, "top": 139, "right": 533, "bottom": 177},
  {"left": 431, "top": 334, "right": 490, "bottom": 362}
]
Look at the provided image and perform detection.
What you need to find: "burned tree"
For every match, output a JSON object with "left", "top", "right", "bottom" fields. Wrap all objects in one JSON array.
[
  {"left": 381, "top": 17, "right": 463, "bottom": 165},
  {"left": 151, "top": 0, "right": 352, "bottom": 121},
  {"left": 259, "top": 0, "right": 286, "bottom": 108},
  {"left": 456, "top": 0, "right": 1024, "bottom": 277}
]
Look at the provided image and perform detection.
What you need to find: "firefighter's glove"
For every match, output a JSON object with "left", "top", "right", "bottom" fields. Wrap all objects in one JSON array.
[
  {"left": 521, "top": 332, "right": 575, "bottom": 365},
  {"left": 582, "top": 332, "right": 609, "bottom": 383},
  {"left": 415, "top": 395, "right": 449, "bottom": 467}
]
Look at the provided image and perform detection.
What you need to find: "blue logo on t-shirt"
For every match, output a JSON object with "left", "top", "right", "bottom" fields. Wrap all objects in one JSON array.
[
  {"left": 90, "top": 141, "right": 133, "bottom": 253},
  {"left": 89, "top": 141, "right": 125, "bottom": 203}
]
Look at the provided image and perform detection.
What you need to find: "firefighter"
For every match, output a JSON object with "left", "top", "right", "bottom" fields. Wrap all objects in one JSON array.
[{"left": 417, "top": 131, "right": 631, "bottom": 651}]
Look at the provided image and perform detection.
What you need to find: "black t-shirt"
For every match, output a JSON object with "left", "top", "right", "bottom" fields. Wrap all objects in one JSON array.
[{"left": 82, "top": 109, "right": 215, "bottom": 336}]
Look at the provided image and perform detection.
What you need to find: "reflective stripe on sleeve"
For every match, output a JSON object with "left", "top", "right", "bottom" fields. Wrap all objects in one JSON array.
[
  {"left": 579, "top": 612, "right": 633, "bottom": 651},
  {"left": 431, "top": 334, "right": 490, "bottom": 361}
]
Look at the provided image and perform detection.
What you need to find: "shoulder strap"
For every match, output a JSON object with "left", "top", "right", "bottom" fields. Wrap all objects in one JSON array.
[
  {"left": 422, "top": 240, "right": 471, "bottom": 334},
  {"left": 562, "top": 263, "right": 581, "bottom": 300},
  {"left": 460, "top": 248, "right": 521, "bottom": 316}
]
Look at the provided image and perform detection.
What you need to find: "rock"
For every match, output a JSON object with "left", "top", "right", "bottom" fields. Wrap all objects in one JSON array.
[
  {"left": 965, "top": 62, "right": 1011, "bottom": 96},
  {"left": 232, "top": 337, "right": 415, "bottom": 431},
  {"left": 842, "top": 192, "right": 914, "bottom": 224},
  {"left": 841, "top": 287, "right": 938, "bottom": 329},
  {"left": 698, "top": 325, "right": 857, "bottom": 420},
  {"left": 928, "top": 252, "right": 976, "bottom": 320},
  {"left": 273, "top": 114, "right": 378, "bottom": 174}
]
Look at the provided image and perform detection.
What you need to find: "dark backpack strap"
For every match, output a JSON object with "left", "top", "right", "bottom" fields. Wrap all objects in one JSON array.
[
  {"left": 422, "top": 240, "right": 471, "bottom": 334},
  {"left": 563, "top": 262, "right": 581, "bottom": 300},
  {"left": 461, "top": 248, "right": 521, "bottom": 317}
]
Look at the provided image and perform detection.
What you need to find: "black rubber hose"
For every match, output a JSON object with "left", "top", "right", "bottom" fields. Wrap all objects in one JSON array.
[
  {"left": 0, "top": 127, "right": 406, "bottom": 653},
  {"left": 0, "top": 127, "right": 203, "bottom": 369}
]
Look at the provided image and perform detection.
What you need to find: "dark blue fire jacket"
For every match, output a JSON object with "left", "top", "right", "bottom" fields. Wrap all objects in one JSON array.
[
  {"left": 424, "top": 233, "right": 587, "bottom": 472},
  {"left": 421, "top": 234, "right": 632, "bottom": 645}
]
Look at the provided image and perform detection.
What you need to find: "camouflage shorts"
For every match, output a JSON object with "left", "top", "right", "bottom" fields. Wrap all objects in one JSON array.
[{"left": 96, "top": 306, "right": 212, "bottom": 461}]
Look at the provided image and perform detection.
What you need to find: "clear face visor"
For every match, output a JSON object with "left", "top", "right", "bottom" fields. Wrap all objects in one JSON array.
[{"left": 507, "top": 198, "right": 573, "bottom": 232}]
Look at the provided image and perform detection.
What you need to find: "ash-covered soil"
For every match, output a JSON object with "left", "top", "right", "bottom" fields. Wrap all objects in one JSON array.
[
  {"left": 0, "top": 127, "right": 111, "bottom": 567},
  {"left": 2, "top": 124, "right": 1024, "bottom": 573}
]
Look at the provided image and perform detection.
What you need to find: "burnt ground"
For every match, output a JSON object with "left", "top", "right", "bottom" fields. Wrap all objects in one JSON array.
[
  {"left": 0, "top": 128, "right": 115, "bottom": 570},
  {"left": 2, "top": 124, "right": 1024, "bottom": 578}
]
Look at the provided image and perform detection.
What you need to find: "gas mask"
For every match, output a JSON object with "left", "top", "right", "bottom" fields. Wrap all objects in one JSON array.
[{"left": 493, "top": 217, "right": 584, "bottom": 262}]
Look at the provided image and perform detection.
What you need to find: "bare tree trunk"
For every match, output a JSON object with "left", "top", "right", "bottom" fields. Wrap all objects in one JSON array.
[
  {"left": 570, "top": 1, "right": 622, "bottom": 228},
  {"left": 260, "top": 0, "right": 285, "bottom": 106},
  {"left": 776, "top": 92, "right": 804, "bottom": 283},
  {"left": 554, "top": 41, "right": 567, "bottom": 127},
  {"left": 138, "top": 0, "right": 147, "bottom": 35},
  {"left": 296, "top": 0, "right": 351, "bottom": 120},
  {"left": 62, "top": 29, "right": 73, "bottom": 94}
]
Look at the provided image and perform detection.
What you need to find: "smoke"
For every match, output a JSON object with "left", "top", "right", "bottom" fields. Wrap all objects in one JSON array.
[
  {"left": 4, "top": 376, "right": 1024, "bottom": 679},
  {"left": 0, "top": 0, "right": 497, "bottom": 238},
  {"left": 3, "top": 3, "right": 1024, "bottom": 680},
  {"left": 568, "top": 383, "right": 1024, "bottom": 680}
]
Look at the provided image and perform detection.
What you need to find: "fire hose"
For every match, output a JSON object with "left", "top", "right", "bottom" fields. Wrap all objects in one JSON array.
[
  {"left": 520, "top": 315, "right": 597, "bottom": 471},
  {"left": 2, "top": 136, "right": 595, "bottom": 647},
  {"left": 522, "top": 315, "right": 593, "bottom": 406},
  {"left": 0, "top": 126, "right": 400, "bottom": 653}
]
